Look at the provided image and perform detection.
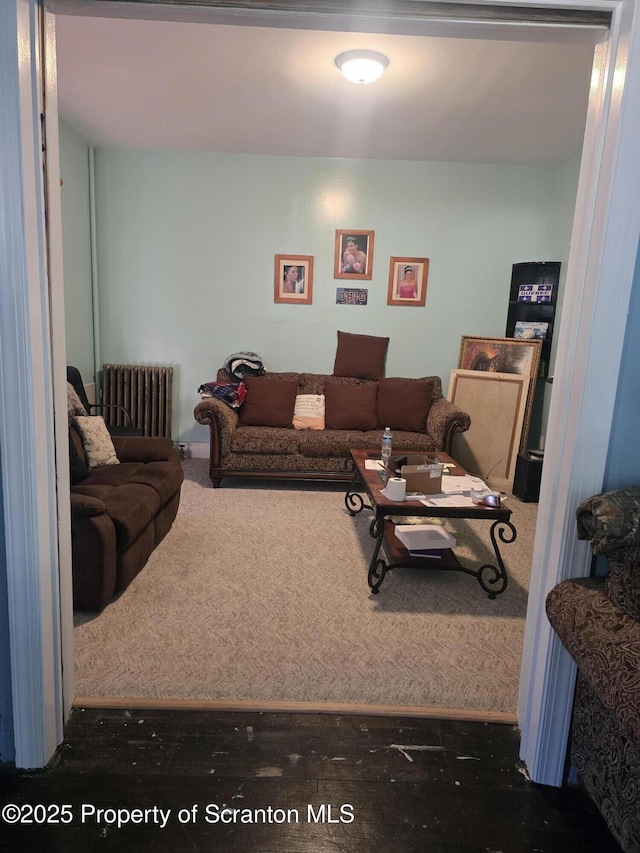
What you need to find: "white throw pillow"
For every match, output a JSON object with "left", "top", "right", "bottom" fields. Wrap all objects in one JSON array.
[
  {"left": 72, "top": 416, "right": 119, "bottom": 469},
  {"left": 292, "top": 394, "right": 325, "bottom": 430}
]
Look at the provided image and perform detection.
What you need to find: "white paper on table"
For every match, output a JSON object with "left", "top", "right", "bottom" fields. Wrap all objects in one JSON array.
[
  {"left": 365, "top": 459, "right": 384, "bottom": 470},
  {"left": 420, "top": 495, "right": 477, "bottom": 508},
  {"left": 441, "top": 474, "right": 489, "bottom": 494}
]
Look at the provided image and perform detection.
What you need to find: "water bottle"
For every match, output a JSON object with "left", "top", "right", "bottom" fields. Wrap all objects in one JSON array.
[{"left": 381, "top": 426, "right": 393, "bottom": 467}]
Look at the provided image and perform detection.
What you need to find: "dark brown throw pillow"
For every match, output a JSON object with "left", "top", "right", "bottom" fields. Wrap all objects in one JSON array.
[
  {"left": 377, "top": 378, "right": 433, "bottom": 432},
  {"left": 239, "top": 376, "right": 298, "bottom": 428},
  {"left": 332, "top": 331, "right": 389, "bottom": 381},
  {"left": 324, "top": 382, "right": 378, "bottom": 430}
]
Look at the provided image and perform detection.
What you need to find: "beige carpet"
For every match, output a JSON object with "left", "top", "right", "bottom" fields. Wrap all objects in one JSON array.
[{"left": 73, "top": 459, "right": 537, "bottom": 716}]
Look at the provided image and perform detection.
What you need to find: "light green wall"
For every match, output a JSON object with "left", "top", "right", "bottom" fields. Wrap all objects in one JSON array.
[
  {"left": 93, "top": 149, "right": 570, "bottom": 443},
  {"left": 59, "top": 120, "right": 94, "bottom": 382}
]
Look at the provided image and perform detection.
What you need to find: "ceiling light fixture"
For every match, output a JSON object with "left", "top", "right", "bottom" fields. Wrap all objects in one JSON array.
[{"left": 335, "top": 50, "right": 389, "bottom": 85}]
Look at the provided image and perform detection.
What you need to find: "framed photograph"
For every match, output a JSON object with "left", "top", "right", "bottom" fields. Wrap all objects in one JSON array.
[
  {"left": 387, "top": 257, "right": 429, "bottom": 306},
  {"left": 457, "top": 335, "right": 542, "bottom": 450},
  {"left": 334, "top": 229, "right": 374, "bottom": 280},
  {"left": 274, "top": 255, "right": 313, "bottom": 305}
]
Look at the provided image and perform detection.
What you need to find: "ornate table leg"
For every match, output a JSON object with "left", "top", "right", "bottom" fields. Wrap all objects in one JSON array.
[
  {"left": 367, "top": 517, "right": 387, "bottom": 594},
  {"left": 476, "top": 519, "right": 517, "bottom": 598},
  {"left": 345, "top": 471, "right": 371, "bottom": 516}
]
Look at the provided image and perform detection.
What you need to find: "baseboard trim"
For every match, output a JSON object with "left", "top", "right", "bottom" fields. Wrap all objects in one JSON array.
[
  {"left": 183, "top": 442, "right": 209, "bottom": 459},
  {"left": 72, "top": 695, "right": 516, "bottom": 724}
]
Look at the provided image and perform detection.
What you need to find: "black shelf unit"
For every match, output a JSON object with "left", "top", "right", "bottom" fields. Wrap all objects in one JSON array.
[{"left": 505, "top": 261, "right": 561, "bottom": 380}]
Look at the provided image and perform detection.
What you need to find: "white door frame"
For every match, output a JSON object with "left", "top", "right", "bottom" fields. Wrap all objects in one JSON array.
[
  {"left": 3, "top": 0, "right": 639, "bottom": 774},
  {"left": 0, "top": 0, "right": 68, "bottom": 767}
]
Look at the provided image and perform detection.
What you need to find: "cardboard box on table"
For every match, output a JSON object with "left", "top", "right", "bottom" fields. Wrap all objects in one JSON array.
[{"left": 386, "top": 454, "right": 444, "bottom": 495}]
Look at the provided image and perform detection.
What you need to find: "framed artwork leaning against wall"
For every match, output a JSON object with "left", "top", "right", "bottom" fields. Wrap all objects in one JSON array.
[
  {"left": 457, "top": 335, "right": 543, "bottom": 451},
  {"left": 458, "top": 335, "right": 542, "bottom": 379},
  {"left": 448, "top": 369, "right": 529, "bottom": 488}
]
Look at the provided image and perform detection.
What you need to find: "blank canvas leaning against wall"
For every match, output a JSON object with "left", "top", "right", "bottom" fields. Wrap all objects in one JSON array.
[{"left": 447, "top": 369, "right": 529, "bottom": 489}]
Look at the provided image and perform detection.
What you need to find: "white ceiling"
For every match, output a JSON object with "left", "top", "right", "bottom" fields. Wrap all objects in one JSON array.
[{"left": 55, "top": 14, "right": 596, "bottom": 165}]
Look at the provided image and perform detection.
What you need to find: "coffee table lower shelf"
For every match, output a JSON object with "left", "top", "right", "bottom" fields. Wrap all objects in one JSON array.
[
  {"left": 346, "top": 448, "right": 515, "bottom": 599},
  {"left": 368, "top": 520, "right": 510, "bottom": 598}
]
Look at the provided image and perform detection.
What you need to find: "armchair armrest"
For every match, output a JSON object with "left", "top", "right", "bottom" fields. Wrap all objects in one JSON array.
[
  {"left": 194, "top": 398, "right": 239, "bottom": 465},
  {"left": 112, "top": 435, "right": 177, "bottom": 463},
  {"left": 427, "top": 397, "right": 471, "bottom": 454},
  {"left": 70, "top": 492, "right": 107, "bottom": 519},
  {"left": 546, "top": 578, "right": 640, "bottom": 744}
]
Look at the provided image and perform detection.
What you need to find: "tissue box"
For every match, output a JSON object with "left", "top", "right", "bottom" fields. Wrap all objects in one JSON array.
[
  {"left": 394, "top": 525, "right": 456, "bottom": 551},
  {"left": 386, "top": 454, "right": 444, "bottom": 495}
]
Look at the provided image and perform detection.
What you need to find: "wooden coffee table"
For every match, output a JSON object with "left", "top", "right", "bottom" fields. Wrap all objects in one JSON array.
[{"left": 345, "top": 448, "right": 516, "bottom": 596}]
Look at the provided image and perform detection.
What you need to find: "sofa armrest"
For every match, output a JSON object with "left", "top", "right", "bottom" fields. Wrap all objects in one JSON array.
[
  {"left": 112, "top": 436, "right": 177, "bottom": 463},
  {"left": 70, "top": 509, "right": 117, "bottom": 611},
  {"left": 546, "top": 578, "right": 640, "bottom": 744},
  {"left": 194, "top": 398, "right": 239, "bottom": 465},
  {"left": 426, "top": 398, "right": 471, "bottom": 454},
  {"left": 70, "top": 492, "right": 107, "bottom": 519}
]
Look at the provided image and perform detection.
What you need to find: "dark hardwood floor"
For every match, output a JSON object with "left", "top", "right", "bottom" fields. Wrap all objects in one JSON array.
[{"left": 0, "top": 708, "right": 622, "bottom": 852}]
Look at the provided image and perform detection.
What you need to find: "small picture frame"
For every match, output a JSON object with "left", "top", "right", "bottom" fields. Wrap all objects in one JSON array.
[
  {"left": 387, "top": 257, "right": 429, "bottom": 306},
  {"left": 334, "top": 230, "right": 374, "bottom": 279},
  {"left": 274, "top": 255, "right": 313, "bottom": 305}
]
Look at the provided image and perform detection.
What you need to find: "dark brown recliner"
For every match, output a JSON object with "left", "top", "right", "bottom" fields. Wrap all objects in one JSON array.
[{"left": 69, "top": 425, "right": 183, "bottom": 611}]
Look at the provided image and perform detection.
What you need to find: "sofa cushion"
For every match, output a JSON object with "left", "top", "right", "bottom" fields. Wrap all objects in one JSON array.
[
  {"left": 99, "top": 484, "right": 160, "bottom": 550},
  {"left": 298, "top": 429, "right": 379, "bottom": 457},
  {"left": 324, "top": 382, "right": 378, "bottom": 430},
  {"left": 231, "top": 426, "right": 301, "bottom": 455},
  {"left": 72, "top": 459, "right": 183, "bottom": 506},
  {"left": 293, "top": 394, "right": 325, "bottom": 430},
  {"left": 298, "top": 428, "right": 437, "bottom": 458},
  {"left": 112, "top": 436, "right": 177, "bottom": 464},
  {"left": 125, "top": 461, "right": 185, "bottom": 507},
  {"left": 72, "top": 462, "right": 146, "bottom": 488},
  {"left": 333, "top": 331, "right": 389, "bottom": 381},
  {"left": 73, "top": 415, "right": 119, "bottom": 468},
  {"left": 377, "top": 377, "right": 434, "bottom": 432},
  {"left": 239, "top": 376, "right": 299, "bottom": 428}
]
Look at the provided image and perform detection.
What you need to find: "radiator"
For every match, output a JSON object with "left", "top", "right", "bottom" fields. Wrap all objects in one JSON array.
[{"left": 101, "top": 364, "right": 173, "bottom": 438}]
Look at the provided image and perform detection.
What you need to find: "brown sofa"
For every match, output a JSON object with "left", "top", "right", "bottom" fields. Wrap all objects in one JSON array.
[
  {"left": 194, "top": 369, "right": 471, "bottom": 487},
  {"left": 546, "top": 487, "right": 640, "bottom": 853},
  {"left": 69, "top": 425, "right": 184, "bottom": 611}
]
